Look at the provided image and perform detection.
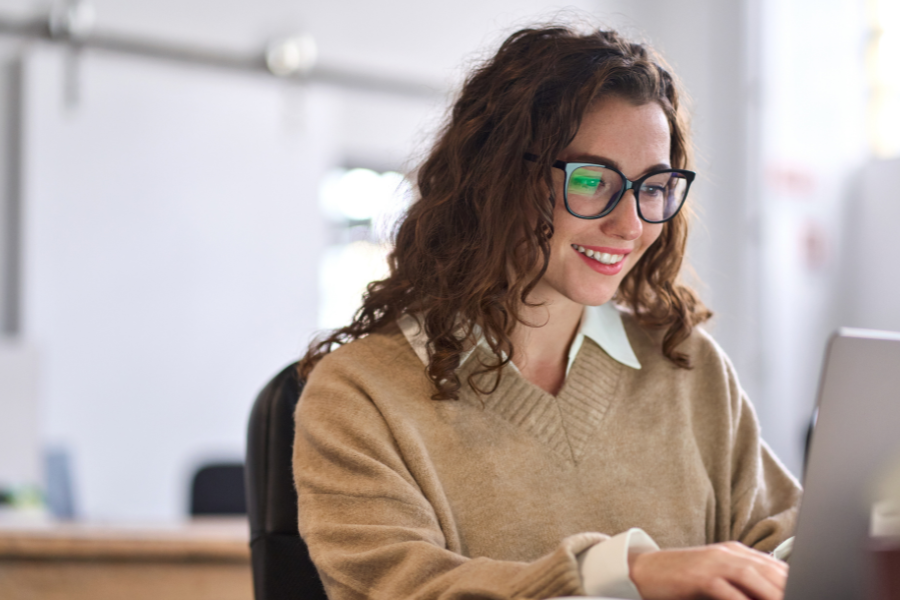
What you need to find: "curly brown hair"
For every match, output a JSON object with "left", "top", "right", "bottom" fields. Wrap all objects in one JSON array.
[{"left": 299, "top": 24, "right": 712, "bottom": 400}]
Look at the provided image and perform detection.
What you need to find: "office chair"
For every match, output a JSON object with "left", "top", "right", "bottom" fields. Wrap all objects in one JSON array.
[
  {"left": 245, "top": 363, "right": 328, "bottom": 600},
  {"left": 190, "top": 462, "right": 246, "bottom": 515}
]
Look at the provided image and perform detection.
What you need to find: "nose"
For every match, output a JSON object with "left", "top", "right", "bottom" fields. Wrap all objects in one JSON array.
[{"left": 599, "top": 190, "right": 642, "bottom": 241}]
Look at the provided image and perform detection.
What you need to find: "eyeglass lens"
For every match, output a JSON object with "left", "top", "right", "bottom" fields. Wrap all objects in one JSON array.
[{"left": 566, "top": 165, "right": 689, "bottom": 222}]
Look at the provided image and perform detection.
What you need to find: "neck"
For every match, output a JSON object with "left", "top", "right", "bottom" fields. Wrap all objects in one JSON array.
[{"left": 509, "top": 298, "right": 584, "bottom": 395}]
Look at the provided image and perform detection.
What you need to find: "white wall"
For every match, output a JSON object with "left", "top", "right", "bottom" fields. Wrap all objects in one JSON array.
[
  {"left": 756, "top": 0, "right": 868, "bottom": 475},
  {"left": 20, "top": 44, "right": 337, "bottom": 519},
  {"left": 0, "top": 340, "right": 38, "bottom": 486},
  {"left": 842, "top": 157, "right": 900, "bottom": 333}
]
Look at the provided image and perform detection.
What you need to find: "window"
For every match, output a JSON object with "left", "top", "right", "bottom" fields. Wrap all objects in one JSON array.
[
  {"left": 868, "top": 0, "right": 900, "bottom": 157},
  {"left": 317, "top": 168, "right": 413, "bottom": 329}
]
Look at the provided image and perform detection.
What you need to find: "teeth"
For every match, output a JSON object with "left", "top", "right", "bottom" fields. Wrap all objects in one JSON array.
[{"left": 572, "top": 244, "right": 624, "bottom": 265}]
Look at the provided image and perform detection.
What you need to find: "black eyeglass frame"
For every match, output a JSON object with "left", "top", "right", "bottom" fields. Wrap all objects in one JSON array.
[{"left": 525, "top": 153, "right": 696, "bottom": 224}]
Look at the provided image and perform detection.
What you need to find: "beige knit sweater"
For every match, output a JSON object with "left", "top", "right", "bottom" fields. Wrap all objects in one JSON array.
[{"left": 293, "top": 315, "right": 801, "bottom": 600}]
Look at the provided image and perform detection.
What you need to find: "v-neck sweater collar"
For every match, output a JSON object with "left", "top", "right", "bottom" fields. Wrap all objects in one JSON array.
[{"left": 397, "top": 302, "right": 642, "bottom": 377}]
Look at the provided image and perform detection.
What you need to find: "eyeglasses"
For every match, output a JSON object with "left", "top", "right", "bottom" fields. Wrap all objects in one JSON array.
[{"left": 525, "top": 153, "right": 695, "bottom": 223}]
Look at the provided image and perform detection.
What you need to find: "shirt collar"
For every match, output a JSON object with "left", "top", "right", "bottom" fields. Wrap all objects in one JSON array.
[
  {"left": 568, "top": 302, "right": 642, "bottom": 372},
  {"left": 397, "top": 302, "right": 641, "bottom": 373}
]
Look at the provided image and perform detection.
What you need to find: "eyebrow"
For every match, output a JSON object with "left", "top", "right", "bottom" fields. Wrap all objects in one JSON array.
[{"left": 569, "top": 154, "right": 671, "bottom": 178}]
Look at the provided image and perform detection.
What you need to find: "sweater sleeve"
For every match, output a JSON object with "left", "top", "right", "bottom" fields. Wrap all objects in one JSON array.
[
  {"left": 292, "top": 357, "right": 604, "bottom": 600},
  {"left": 726, "top": 368, "right": 803, "bottom": 552}
]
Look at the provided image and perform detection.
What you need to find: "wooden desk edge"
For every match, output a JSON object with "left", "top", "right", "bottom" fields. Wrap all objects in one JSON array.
[
  {"left": 0, "top": 536, "right": 251, "bottom": 561},
  {"left": 0, "top": 520, "right": 252, "bottom": 562}
]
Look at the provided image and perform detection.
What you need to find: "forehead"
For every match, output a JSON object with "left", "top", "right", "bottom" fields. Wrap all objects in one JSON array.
[{"left": 561, "top": 96, "right": 671, "bottom": 175}]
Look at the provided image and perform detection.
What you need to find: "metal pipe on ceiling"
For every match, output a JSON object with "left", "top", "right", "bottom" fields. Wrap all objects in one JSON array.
[{"left": 0, "top": 14, "right": 446, "bottom": 100}]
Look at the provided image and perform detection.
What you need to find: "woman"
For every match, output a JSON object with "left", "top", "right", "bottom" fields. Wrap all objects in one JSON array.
[{"left": 294, "top": 24, "right": 801, "bottom": 600}]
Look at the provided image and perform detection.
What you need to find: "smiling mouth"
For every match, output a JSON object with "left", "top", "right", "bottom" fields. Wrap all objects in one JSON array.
[{"left": 571, "top": 244, "right": 625, "bottom": 265}]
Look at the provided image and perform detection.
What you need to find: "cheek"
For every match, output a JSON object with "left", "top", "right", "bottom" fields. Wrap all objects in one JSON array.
[
  {"left": 635, "top": 222, "right": 664, "bottom": 258},
  {"left": 549, "top": 202, "right": 588, "bottom": 247}
]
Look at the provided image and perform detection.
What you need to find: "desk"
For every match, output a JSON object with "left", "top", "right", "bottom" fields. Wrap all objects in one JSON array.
[{"left": 0, "top": 517, "right": 252, "bottom": 600}]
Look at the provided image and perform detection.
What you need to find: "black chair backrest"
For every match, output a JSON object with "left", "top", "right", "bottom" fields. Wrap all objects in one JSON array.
[
  {"left": 245, "top": 363, "right": 328, "bottom": 600},
  {"left": 191, "top": 463, "right": 247, "bottom": 515}
]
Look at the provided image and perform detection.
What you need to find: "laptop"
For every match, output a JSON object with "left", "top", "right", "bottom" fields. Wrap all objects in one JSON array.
[{"left": 783, "top": 327, "right": 900, "bottom": 600}]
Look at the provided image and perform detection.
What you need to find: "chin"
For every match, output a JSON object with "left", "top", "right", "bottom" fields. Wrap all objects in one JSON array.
[{"left": 568, "top": 286, "right": 618, "bottom": 307}]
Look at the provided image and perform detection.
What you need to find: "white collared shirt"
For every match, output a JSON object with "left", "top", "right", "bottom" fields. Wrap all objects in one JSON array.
[
  {"left": 397, "top": 302, "right": 657, "bottom": 599},
  {"left": 398, "top": 301, "right": 642, "bottom": 375}
]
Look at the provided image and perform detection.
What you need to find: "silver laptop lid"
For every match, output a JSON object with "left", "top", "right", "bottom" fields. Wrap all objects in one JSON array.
[{"left": 785, "top": 328, "right": 900, "bottom": 600}]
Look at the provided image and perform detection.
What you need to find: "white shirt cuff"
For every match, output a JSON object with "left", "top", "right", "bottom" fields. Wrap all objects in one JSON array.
[
  {"left": 772, "top": 536, "right": 794, "bottom": 562},
  {"left": 577, "top": 528, "right": 659, "bottom": 599}
]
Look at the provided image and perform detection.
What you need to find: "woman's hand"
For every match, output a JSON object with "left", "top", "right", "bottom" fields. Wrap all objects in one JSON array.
[{"left": 628, "top": 541, "right": 789, "bottom": 600}]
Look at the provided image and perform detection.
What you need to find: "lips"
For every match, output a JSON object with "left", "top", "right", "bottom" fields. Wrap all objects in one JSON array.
[
  {"left": 572, "top": 244, "right": 631, "bottom": 263},
  {"left": 571, "top": 244, "right": 630, "bottom": 275}
]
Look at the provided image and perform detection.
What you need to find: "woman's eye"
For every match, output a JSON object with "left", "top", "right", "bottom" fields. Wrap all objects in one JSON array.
[
  {"left": 640, "top": 185, "right": 665, "bottom": 198},
  {"left": 570, "top": 176, "right": 603, "bottom": 193}
]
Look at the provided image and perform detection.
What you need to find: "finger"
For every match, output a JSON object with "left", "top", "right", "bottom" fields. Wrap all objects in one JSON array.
[
  {"left": 727, "top": 563, "right": 786, "bottom": 600},
  {"left": 733, "top": 553, "right": 788, "bottom": 590},
  {"left": 723, "top": 543, "right": 789, "bottom": 581},
  {"left": 705, "top": 576, "right": 754, "bottom": 600},
  {"left": 750, "top": 555, "right": 789, "bottom": 587},
  {"left": 729, "top": 541, "right": 785, "bottom": 562},
  {"left": 706, "top": 543, "right": 787, "bottom": 597},
  {"left": 758, "top": 560, "right": 788, "bottom": 590}
]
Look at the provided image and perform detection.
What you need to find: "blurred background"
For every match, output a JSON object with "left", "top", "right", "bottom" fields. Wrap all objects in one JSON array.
[{"left": 0, "top": 0, "right": 897, "bottom": 522}]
